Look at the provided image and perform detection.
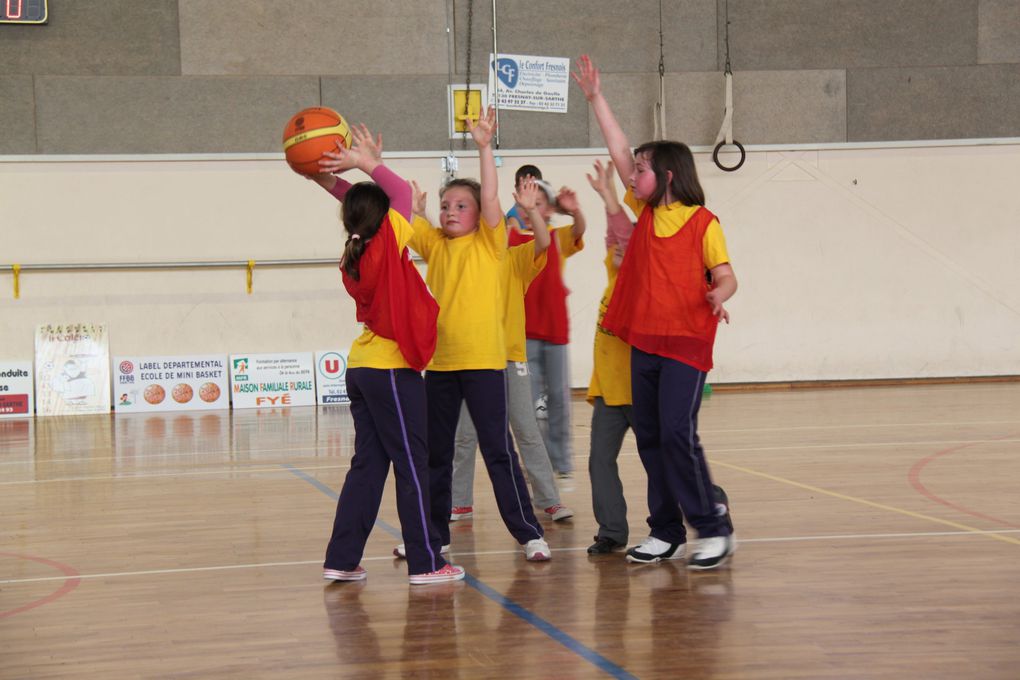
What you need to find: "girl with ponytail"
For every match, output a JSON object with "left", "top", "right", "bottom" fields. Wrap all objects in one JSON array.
[{"left": 303, "top": 125, "right": 464, "bottom": 586}]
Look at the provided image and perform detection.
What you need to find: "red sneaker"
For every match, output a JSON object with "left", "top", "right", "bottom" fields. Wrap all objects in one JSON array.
[{"left": 450, "top": 506, "right": 473, "bottom": 521}]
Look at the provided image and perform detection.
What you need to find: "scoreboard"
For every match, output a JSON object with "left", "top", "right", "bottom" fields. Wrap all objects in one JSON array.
[{"left": 1, "top": 0, "right": 48, "bottom": 24}]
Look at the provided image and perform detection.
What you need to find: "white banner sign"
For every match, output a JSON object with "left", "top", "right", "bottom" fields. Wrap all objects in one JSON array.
[
  {"left": 230, "top": 352, "right": 316, "bottom": 409},
  {"left": 34, "top": 323, "right": 111, "bottom": 416},
  {"left": 488, "top": 53, "right": 570, "bottom": 113},
  {"left": 0, "top": 362, "right": 34, "bottom": 418},
  {"left": 315, "top": 350, "right": 350, "bottom": 405},
  {"left": 113, "top": 355, "right": 229, "bottom": 413}
]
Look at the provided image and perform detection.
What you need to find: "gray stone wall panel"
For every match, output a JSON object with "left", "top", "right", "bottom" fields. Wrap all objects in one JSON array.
[
  {"left": 978, "top": 0, "right": 1020, "bottom": 64},
  {"left": 455, "top": 0, "right": 718, "bottom": 77},
  {"left": 34, "top": 77, "right": 321, "bottom": 154},
  {"left": 0, "top": 1, "right": 180, "bottom": 76},
  {"left": 848, "top": 65, "right": 1020, "bottom": 141},
  {"left": 320, "top": 76, "right": 451, "bottom": 151},
  {"left": 179, "top": 0, "right": 448, "bottom": 75},
  {"left": 594, "top": 70, "right": 846, "bottom": 148},
  {"left": 722, "top": 0, "right": 978, "bottom": 71},
  {"left": 0, "top": 77, "right": 36, "bottom": 153}
]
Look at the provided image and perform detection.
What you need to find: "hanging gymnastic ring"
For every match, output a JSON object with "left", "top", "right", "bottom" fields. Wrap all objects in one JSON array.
[{"left": 713, "top": 140, "right": 746, "bottom": 172}]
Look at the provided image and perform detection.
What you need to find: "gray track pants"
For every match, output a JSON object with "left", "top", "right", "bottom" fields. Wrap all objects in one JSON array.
[{"left": 452, "top": 361, "right": 561, "bottom": 509}]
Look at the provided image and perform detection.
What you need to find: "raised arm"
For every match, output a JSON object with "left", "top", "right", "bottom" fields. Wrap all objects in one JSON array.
[
  {"left": 572, "top": 55, "right": 634, "bottom": 186},
  {"left": 587, "top": 158, "right": 633, "bottom": 254},
  {"left": 513, "top": 177, "right": 550, "bottom": 257},
  {"left": 468, "top": 106, "right": 502, "bottom": 228},
  {"left": 556, "top": 187, "right": 586, "bottom": 242}
]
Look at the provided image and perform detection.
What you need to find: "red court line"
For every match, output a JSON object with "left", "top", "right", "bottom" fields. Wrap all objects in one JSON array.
[
  {"left": 0, "top": 552, "right": 81, "bottom": 619},
  {"left": 908, "top": 433, "right": 1020, "bottom": 530}
]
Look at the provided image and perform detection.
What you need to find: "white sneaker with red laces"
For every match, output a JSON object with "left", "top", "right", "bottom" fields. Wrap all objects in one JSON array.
[
  {"left": 524, "top": 538, "right": 551, "bottom": 561},
  {"left": 323, "top": 566, "right": 367, "bottom": 582},
  {"left": 543, "top": 504, "right": 574, "bottom": 521},
  {"left": 409, "top": 563, "right": 466, "bottom": 585}
]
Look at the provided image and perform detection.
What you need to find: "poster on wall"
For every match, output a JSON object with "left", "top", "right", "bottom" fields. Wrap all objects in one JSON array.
[
  {"left": 487, "top": 52, "right": 570, "bottom": 113},
  {"left": 315, "top": 350, "right": 350, "bottom": 405},
  {"left": 34, "top": 323, "right": 111, "bottom": 416},
  {"left": 0, "top": 361, "right": 34, "bottom": 418},
  {"left": 112, "top": 355, "right": 229, "bottom": 413},
  {"left": 229, "top": 352, "right": 316, "bottom": 409}
]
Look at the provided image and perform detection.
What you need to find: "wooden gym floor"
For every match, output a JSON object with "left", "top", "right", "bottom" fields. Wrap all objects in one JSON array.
[{"left": 2, "top": 382, "right": 1019, "bottom": 679}]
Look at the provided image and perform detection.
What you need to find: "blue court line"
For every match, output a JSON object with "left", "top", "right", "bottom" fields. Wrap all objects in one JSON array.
[{"left": 282, "top": 464, "right": 637, "bottom": 680}]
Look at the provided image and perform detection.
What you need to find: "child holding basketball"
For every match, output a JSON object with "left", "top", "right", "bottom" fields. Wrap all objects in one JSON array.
[
  {"left": 307, "top": 124, "right": 464, "bottom": 585},
  {"left": 574, "top": 55, "right": 737, "bottom": 569},
  {"left": 400, "top": 106, "right": 551, "bottom": 562}
]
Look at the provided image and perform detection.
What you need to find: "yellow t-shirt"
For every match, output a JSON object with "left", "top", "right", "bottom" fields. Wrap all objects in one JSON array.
[
  {"left": 504, "top": 242, "right": 547, "bottom": 362},
  {"left": 624, "top": 188, "right": 730, "bottom": 268},
  {"left": 587, "top": 246, "right": 632, "bottom": 406},
  {"left": 409, "top": 214, "right": 507, "bottom": 371},
  {"left": 346, "top": 210, "right": 420, "bottom": 370}
]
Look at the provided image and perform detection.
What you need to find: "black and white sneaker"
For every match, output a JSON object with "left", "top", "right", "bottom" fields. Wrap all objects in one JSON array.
[
  {"left": 713, "top": 484, "right": 734, "bottom": 534},
  {"left": 687, "top": 535, "right": 736, "bottom": 571},
  {"left": 625, "top": 536, "right": 686, "bottom": 563}
]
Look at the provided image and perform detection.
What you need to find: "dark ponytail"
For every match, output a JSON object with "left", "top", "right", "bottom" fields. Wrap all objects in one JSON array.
[
  {"left": 633, "top": 141, "right": 705, "bottom": 207},
  {"left": 340, "top": 182, "right": 390, "bottom": 281}
]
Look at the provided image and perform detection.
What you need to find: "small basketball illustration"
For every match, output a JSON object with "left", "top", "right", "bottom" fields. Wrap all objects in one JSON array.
[
  {"left": 144, "top": 384, "right": 166, "bottom": 404},
  {"left": 172, "top": 384, "right": 194, "bottom": 404},
  {"left": 199, "top": 382, "right": 221, "bottom": 403}
]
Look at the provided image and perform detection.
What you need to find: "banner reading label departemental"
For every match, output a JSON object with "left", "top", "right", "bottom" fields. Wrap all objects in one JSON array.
[
  {"left": 488, "top": 52, "right": 570, "bottom": 113},
  {"left": 315, "top": 350, "right": 350, "bottom": 405},
  {"left": 0, "top": 361, "right": 34, "bottom": 418},
  {"left": 34, "top": 323, "right": 111, "bottom": 416},
  {"left": 230, "top": 352, "right": 316, "bottom": 409},
  {"left": 113, "top": 355, "right": 229, "bottom": 413}
]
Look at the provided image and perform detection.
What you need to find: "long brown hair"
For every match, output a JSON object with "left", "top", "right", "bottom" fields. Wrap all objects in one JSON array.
[
  {"left": 633, "top": 141, "right": 705, "bottom": 207},
  {"left": 340, "top": 182, "right": 389, "bottom": 281}
]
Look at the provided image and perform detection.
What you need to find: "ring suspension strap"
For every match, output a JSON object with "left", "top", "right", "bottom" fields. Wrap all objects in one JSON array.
[
  {"left": 490, "top": 0, "right": 500, "bottom": 148},
  {"left": 654, "top": 0, "right": 667, "bottom": 140},
  {"left": 713, "top": 0, "right": 745, "bottom": 172},
  {"left": 443, "top": 0, "right": 458, "bottom": 182},
  {"left": 462, "top": 0, "right": 474, "bottom": 150}
]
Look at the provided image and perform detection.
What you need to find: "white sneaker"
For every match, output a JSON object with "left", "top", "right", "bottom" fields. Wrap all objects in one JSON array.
[
  {"left": 524, "top": 538, "right": 551, "bottom": 561},
  {"left": 323, "top": 566, "right": 367, "bottom": 581},
  {"left": 394, "top": 543, "right": 450, "bottom": 559},
  {"left": 535, "top": 394, "right": 548, "bottom": 420},
  {"left": 543, "top": 504, "right": 574, "bottom": 521},
  {"left": 687, "top": 535, "right": 735, "bottom": 571},
  {"left": 625, "top": 536, "right": 686, "bottom": 563}
]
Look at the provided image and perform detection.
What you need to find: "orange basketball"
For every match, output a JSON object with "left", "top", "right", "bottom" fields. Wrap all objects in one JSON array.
[{"left": 282, "top": 107, "right": 352, "bottom": 176}]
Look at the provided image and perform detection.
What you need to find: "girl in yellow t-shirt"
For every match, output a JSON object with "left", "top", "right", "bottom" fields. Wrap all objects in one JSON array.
[{"left": 399, "top": 107, "right": 550, "bottom": 562}]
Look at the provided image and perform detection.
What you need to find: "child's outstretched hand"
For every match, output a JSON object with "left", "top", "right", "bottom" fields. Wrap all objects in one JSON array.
[
  {"left": 467, "top": 106, "right": 497, "bottom": 148},
  {"left": 318, "top": 138, "right": 361, "bottom": 174},
  {"left": 318, "top": 124, "right": 382, "bottom": 174},
  {"left": 513, "top": 177, "right": 540, "bottom": 212},
  {"left": 350, "top": 123, "right": 383, "bottom": 162},
  {"left": 585, "top": 159, "right": 616, "bottom": 198},
  {"left": 410, "top": 180, "right": 428, "bottom": 217},
  {"left": 556, "top": 187, "right": 580, "bottom": 216},
  {"left": 706, "top": 290, "right": 731, "bottom": 324},
  {"left": 571, "top": 55, "right": 601, "bottom": 101}
]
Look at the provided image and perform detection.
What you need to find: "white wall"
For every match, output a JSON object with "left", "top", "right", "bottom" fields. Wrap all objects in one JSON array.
[{"left": 2, "top": 141, "right": 1018, "bottom": 386}]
